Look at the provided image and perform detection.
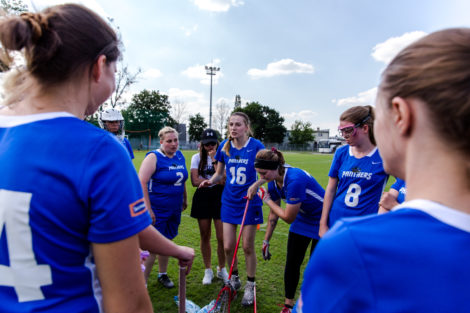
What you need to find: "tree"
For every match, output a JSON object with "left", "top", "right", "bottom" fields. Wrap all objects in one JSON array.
[
  {"left": 170, "top": 98, "right": 188, "bottom": 125},
  {"left": 214, "top": 100, "right": 230, "bottom": 137},
  {"left": 188, "top": 113, "right": 207, "bottom": 142},
  {"left": 107, "top": 64, "right": 141, "bottom": 108},
  {"left": 289, "top": 120, "right": 315, "bottom": 145},
  {"left": 234, "top": 102, "right": 287, "bottom": 143},
  {"left": 122, "top": 89, "right": 176, "bottom": 138}
]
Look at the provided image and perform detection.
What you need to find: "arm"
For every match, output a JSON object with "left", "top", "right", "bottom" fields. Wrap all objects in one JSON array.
[
  {"left": 199, "top": 161, "right": 225, "bottom": 188},
  {"left": 182, "top": 182, "right": 188, "bottom": 211},
  {"left": 319, "top": 177, "right": 338, "bottom": 237},
  {"left": 264, "top": 198, "right": 300, "bottom": 224},
  {"left": 139, "top": 225, "right": 195, "bottom": 273},
  {"left": 93, "top": 235, "right": 153, "bottom": 313},
  {"left": 247, "top": 178, "right": 267, "bottom": 200},
  {"left": 378, "top": 189, "right": 399, "bottom": 214},
  {"left": 190, "top": 168, "right": 206, "bottom": 187},
  {"left": 264, "top": 201, "right": 281, "bottom": 242},
  {"left": 138, "top": 153, "right": 157, "bottom": 224}
]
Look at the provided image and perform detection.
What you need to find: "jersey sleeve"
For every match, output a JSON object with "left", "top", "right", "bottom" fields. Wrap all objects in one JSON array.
[
  {"left": 80, "top": 136, "right": 151, "bottom": 243},
  {"left": 391, "top": 177, "right": 404, "bottom": 191},
  {"left": 296, "top": 221, "right": 374, "bottom": 313},
  {"left": 190, "top": 153, "right": 200, "bottom": 170},
  {"left": 285, "top": 177, "right": 305, "bottom": 205},
  {"left": 215, "top": 140, "right": 227, "bottom": 163},
  {"left": 267, "top": 181, "right": 281, "bottom": 201},
  {"left": 328, "top": 146, "right": 344, "bottom": 178}
]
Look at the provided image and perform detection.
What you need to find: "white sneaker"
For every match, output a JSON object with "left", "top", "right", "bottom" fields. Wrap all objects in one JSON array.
[
  {"left": 217, "top": 266, "right": 229, "bottom": 283},
  {"left": 202, "top": 268, "right": 213, "bottom": 285},
  {"left": 241, "top": 281, "right": 255, "bottom": 306}
]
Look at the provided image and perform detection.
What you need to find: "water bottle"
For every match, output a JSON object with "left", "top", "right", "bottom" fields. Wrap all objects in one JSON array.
[
  {"left": 174, "top": 295, "right": 201, "bottom": 313},
  {"left": 197, "top": 300, "right": 217, "bottom": 313}
]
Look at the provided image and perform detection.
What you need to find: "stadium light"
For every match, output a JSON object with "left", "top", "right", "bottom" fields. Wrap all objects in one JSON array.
[{"left": 205, "top": 65, "right": 220, "bottom": 128}]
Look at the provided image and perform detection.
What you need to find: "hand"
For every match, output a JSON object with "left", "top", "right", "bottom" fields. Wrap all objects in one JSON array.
[
  {"left": 246, "top": 183, "right": 259, "bottom": 200},
  {"left": 257, "top": 186, "right": 271, "bottom": 203},
  {"left": 262, "top": 240, "right": 271, "bottom": 260},
  {"left": 379, "top": 192, "right": 399, "bottom": 212},
  {"left": 208, "top": 149, "right": 216, "bottom": 158},
  {"left": 318, "top": 223, "right": 329, "bottom": 238},
  {"left": 198, "top": 179, "right": 212, "bottom": 188},
  {"left": 182, "top": 200, "right": 188, "bottom": 211},
  {"left": 177, "top": 246, "right": 195, "bottom": 275},
  {"left": 149, "top": 212, "right": 156, "bottom": 225}
]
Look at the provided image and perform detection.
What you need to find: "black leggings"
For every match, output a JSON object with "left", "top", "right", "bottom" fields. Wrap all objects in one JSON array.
[{"left": 284, "top": 231, "right": 319, "bottom": 299}]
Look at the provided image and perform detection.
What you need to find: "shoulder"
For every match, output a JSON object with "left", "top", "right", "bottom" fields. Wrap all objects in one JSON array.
[
  {"left": 249, "top": 137, "right": 264, "bottom": 148},
  {"left": 191, "top": 153, "right": 200, "bottom": 162}
]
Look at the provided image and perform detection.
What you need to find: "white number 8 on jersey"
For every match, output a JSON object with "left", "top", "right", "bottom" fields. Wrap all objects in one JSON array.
[{"left": 345, "top": 183, "right": 361, "bottom": 207}]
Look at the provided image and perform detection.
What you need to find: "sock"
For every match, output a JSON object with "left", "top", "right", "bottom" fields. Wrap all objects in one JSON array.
[
  {"left": 247, "top": 276, "right": 255, "bottom": 282},
  {"left": 232, "top": 270, "right": 239, "bottom": 276},
  {"left": 285, "top": 304, "right": 293, "bottom": 309}
]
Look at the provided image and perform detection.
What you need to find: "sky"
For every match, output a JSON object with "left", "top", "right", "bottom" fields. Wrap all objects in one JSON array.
[{"left": 27, "top": 0, "right": 470, "bottom": 135}]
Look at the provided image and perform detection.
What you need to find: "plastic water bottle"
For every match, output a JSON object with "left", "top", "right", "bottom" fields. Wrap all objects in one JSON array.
[
  {"left": 197, "top": 300, "right": 217, "bottom": 313},
  {"left": 174, "top": 295, "right": 201, "bottom": 313}
]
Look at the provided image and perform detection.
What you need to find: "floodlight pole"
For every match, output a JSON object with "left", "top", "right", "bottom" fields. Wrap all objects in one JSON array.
[{"left": 205, "top": 65, "right": 220, "bottom": 128}]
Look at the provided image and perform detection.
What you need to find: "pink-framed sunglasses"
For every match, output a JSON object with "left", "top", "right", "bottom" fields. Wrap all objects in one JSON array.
[{"left": 338, "top": 115, "right": 371, "bottom": 137}]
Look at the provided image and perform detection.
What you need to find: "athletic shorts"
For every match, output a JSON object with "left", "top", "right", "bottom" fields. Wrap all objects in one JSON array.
[
  {"left": 153, "top": 210, "right": 181, "bottom": 240},
  {"left": 190, "top": 184, "right": 224, "bottom": 219},
  {"left": 221, "top": 201, "right": 263, "bottom": 225}
]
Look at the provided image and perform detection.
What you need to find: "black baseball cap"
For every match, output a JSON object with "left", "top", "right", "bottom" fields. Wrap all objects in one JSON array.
[{"left": 201, "top": 128, "right": 218, "bottom": 144}]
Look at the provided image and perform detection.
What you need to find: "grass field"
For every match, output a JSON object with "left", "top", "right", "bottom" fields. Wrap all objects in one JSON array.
[{"left": 132, "top": 150, "right": 393, "bottom": 312}]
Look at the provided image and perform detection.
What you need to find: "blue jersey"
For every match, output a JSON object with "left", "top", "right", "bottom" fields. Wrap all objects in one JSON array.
[
  {"left": 294, "top": 199, "right": 470, "bottom": 313},
  {"left": 147, "top": 149, "right": 188, "bottom": 216},
  {"left": 215, "top": 138, "right": 264, "bottom": 225},
  {"left": 0, "top": 113, "right": 151, "bottom": 313},
  {"left": 268, "top": 167, "right": 324, "bottom": 239},
  {"left": 391, "top": 178, "right": 406, "bottom": 204},
  {"left": 122, "top": 137, "right": 134, "bottom": 159},
  {"left": 328, "top": 145, "right": 388, "bottom": 227}
]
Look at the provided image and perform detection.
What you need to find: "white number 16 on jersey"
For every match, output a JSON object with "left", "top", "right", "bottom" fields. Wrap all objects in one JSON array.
[{"left": 0, "top": 189, "right": 52, "bottom": 302}]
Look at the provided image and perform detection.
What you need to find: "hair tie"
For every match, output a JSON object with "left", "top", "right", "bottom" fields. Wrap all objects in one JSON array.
[{"left": 20, "top": 12, "right": 48, "bottom": 42}]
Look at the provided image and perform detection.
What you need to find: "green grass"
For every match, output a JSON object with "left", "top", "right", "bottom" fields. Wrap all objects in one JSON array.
[{"left": 132, "top": 150, "right": 394, "bottom": 312}]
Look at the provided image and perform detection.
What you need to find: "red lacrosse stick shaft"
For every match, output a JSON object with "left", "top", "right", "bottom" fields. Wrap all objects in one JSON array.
[{"left": 228, "top": 198, "right": 250, "bottom": 279}]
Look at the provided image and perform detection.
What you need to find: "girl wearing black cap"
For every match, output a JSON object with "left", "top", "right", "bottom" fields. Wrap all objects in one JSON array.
[
  {"left": 254, "top": 148, "right": 325, "bottom": 313},
  {"left": 190, "top": 129, "right": 228, "bottom": 285}
]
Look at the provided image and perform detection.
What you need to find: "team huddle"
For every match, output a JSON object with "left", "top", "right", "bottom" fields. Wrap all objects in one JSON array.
[{"left": 0, "top": 3, "right": 469, "bottom": 313}]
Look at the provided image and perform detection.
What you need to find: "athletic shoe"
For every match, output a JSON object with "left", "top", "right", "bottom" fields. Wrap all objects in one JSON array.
[
  {"left": 241, "top": 281, "right": 255, "bottom": 306},
  {"left": 230, "top": 274, "right": 241, "bottom": 290},
  {"left": 202, "top": 268, "right": 214, "bottom": 285},
  {"left": 280, "top": 305, "right": 292, "bottom": 313},
  {"left": 158, "top": 274, "right": 174, "bottom": 289},
  {"left": 217, "top": 266, "right": 229, "bottom": 283}
]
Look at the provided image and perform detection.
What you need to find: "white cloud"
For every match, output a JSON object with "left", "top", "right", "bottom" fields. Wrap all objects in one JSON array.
[
  {"left": 180, "top": 24, "right": 199, "bottom": 37},
  {"left": 181, "top": 60, "right": 223, "bottom": 85},
  {"left": 282, "top": 110, "right": 319, "bottom": 128},
  {"left": 372, "top": 31, "right": 428, "bottom": 64},
  {"left": 247, "top": 59, "right": 314, "bottom": 79},
  {"left": 166, "top": 88, "right": 208, "bottom": 118},
  {"left": 192, "top": 0, "right": 244, "bottom": 12},
  {"left": 141, "top": 68, "right": 163, "bottom": 79},
  {"left": 333, "top": 87, "right": 377, "bottom": 107}
]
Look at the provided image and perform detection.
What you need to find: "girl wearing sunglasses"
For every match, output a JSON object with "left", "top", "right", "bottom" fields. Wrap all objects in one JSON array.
[{"left": 318, "top": 105, "right": 388, "bottom": 238}]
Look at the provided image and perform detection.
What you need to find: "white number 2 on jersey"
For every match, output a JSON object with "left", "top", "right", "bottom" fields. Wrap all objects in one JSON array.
[
  {"left": 229, "top": 167, "right": 247, "bottom": 185},
  {"left": 0, "top": 189, "right": 52, "bottom": 302},
  {"left": 345, "top": 183, "right": 362, "bottom": 207},
  {"left": 174, "top": 172, "right": 184, "bottom": 186}
]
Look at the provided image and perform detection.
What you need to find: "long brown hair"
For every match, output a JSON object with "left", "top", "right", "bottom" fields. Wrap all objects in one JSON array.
[
  {"left": 223, "top": 111, "right": 253, "bottom": 157},
  {"left": 340, "top": 105, "right": 376, "bottom": 145},
  {"left": 379, "top": 28, "right": 470, "bottom": 185},
  {"left": 198, "top": 141, "right": 220, "bottom": 177},
  {"left": 0, "top": 4, "right": 120, "bottom": 105}
]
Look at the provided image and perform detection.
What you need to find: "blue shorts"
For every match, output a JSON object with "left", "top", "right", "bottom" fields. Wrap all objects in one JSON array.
[
  {"left": 153, "top": 210, "right": 181, "bottom": 240},
  {"left": 221, "top": 201, "right": 263, "bottom": 225}
]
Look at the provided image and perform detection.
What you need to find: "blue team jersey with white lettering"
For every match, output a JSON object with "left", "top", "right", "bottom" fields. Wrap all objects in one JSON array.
[
  {"left": 215, "top": 138, "right": 264, "bottom": 224},
  {"left": 147, "top": 150, "right": 188, "bottom": 216},
  {"left": 0, "top": 113, "right": 151, "bottom": 313},
  {"left": 391, "top": 178, "right": 406, "bottom": 204},
  {"left": 122, "top": 137, "right": 134, "bottom": 159},
  {"left": 268, "top": 167, "right": 324, "bottom": 239},
  {"left": 294, "top": 199, "right": 470, "bottom": 313},
  {"left": 328, "top": 145, "right": 388, "bottom": 227}
]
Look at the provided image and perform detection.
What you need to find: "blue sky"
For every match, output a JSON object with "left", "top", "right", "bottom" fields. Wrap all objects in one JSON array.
[{"left": 28, "top": 0, "right": 470, "bottom": 135}]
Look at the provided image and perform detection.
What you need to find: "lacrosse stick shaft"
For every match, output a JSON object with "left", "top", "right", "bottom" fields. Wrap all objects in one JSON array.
[
  {"left": 228, "top": 198, "right": 250, "bottom": 279},
  {"left": 179, "top": 266, "right": 187, "bottom": 313},
  {"left": 254, "top": 283, "right": 257, "bottom": 313}
]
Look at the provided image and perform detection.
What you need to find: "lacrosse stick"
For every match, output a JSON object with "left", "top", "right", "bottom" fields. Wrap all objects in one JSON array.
[
  {"left": 208, "top": 198, "right": 251, "bottom": 313},
  {"left": 179, "top": 266, "right": 187, "bottom": 313}
]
